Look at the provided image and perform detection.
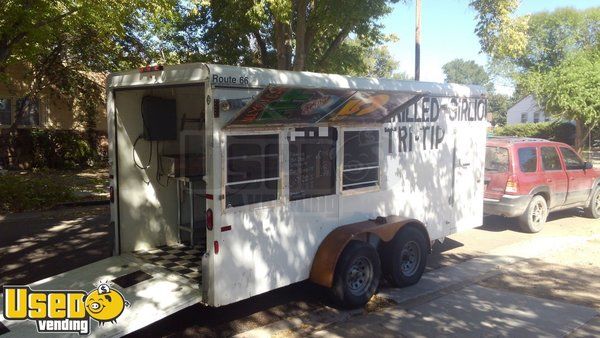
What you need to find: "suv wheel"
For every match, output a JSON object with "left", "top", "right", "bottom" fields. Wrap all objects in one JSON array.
[
  {"left": 519, "top": 195, "right": 547, "bottom": 233},
  {"left": 584, "top": 187, "right": 600, "bottom": 219}
]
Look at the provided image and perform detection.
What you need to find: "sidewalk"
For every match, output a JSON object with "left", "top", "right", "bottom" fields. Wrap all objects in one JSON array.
[{"left": 235, "top": 215, "right": 600, "bottom": 337}]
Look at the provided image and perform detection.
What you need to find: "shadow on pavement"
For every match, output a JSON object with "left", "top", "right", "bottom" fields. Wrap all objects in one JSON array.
[{"left": 0, "top": 205, "right": 112, "bottom": 289}]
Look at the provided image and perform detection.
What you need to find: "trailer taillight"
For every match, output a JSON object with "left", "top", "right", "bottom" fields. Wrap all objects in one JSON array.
[
  {"left": 206, "top": 208, "right": 213, "bottom": 230},
  {"left": 213, "top": 240, "right": 219, "bottom": 254},
  {"left": 505, "top": 176, "right": 518, "bottom": 194},
  {"left": 109, "top": 186, "right": 114, "bottom": 203},
  {"left": 139, "top": 64, "right": 164, "bottom": 73}
]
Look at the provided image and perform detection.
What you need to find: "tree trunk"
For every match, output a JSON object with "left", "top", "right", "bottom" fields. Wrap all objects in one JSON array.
[
  {"left": 575, "top": 119, "right": 585, "bottom": 153},
  {"left": 315, "top": 27, "right": 350, "bottom": 71},
  {"left": 252, "top": 30, "right": 269, "bottom": 66},
  {"left": 293, "top": 0, "right": 308, "bottom": 71},
  {"left": 274, "top": 21, "right": 288, "bottom": 70}
]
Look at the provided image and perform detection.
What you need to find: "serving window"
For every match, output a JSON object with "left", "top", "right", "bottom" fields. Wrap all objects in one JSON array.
[
  {"left": 288, "top": 127, "right": 337, "bottom": 201},
  {"left": 225, "top": 134, "right": 279, "bottom": 208},
  {"left": 343, "top": 130, "right": 380, "bottom": 190}
]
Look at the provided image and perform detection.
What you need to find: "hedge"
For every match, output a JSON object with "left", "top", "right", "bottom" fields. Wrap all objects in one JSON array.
[
  {"left": 492, "top": 121, "right": 575, "bottom": 146},
  {"left": 0, "top": 129, "right": 107, "bottom": 170}
]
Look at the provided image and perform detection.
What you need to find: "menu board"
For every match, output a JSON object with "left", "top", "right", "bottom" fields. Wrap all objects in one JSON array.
[{"left": 288, "top": 127, "right": 337, "bottom": 201}]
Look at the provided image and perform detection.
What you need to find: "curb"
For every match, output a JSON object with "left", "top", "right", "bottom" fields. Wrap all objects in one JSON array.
[{"left": 53, "top": 199, "right": 110, "bottom": 209}]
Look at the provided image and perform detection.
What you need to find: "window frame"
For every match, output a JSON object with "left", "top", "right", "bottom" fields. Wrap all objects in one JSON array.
[
  {"left": 517, "top": 146, "right": 538, "bottom": 173},
  {"left": 287, "top": 126, "right": 338, "bottom": 201},
  {"left": 559, "top": 146, "right": 584, "bottom": 171},
  {"left": 15, "top": 97, "right": 41, "bottom": 127},
  {"left": 341, "top": 127, "right": 382, "bottom": 195},
  {"left": 540, "top": 146, "right": 563, "bottom": 171},
  {"left": 223, "top": 130, "right": 284, "bottom": 211},
  {"left": 520, "top": 113, "right": 528, "bottom": 123}
]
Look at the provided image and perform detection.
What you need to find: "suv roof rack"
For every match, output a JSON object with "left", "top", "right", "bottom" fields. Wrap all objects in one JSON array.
[{"left": 487, "top": 136, "right": 550, "bottom": 143}]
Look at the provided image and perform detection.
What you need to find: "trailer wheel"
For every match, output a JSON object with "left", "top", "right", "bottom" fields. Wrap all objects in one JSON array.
[
  {"left": 383, "top": 227, "right": 427, "bottom": 287},
  {"left": 519, "top": 195, "right": 547, "bottom": 233},
  {"left": 331, "top": 241, "right": 381, "bottom": 308},
  {"left": 584, "top": 187, "right": 600, "bottom": 219}
]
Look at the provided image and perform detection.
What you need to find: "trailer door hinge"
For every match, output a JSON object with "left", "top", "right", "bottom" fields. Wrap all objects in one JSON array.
[{"left": 219, "top": 194, "right": 225, "bottom": 200}]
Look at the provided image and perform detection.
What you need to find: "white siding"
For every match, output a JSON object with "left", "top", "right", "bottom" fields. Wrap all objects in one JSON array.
[{"left": 506, "top": 95, "right": 547, "bottom": 125}]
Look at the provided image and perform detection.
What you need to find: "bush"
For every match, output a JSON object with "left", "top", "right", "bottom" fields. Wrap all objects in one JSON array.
[
  {"left": 30, "top": 129, "right": 97, "bottom": 169},
  {"left": 0, "top": 173, "right": 75, "bottom": 213},
  {"left": 492, "top": 121, "right": 575, "bottom": 145}
]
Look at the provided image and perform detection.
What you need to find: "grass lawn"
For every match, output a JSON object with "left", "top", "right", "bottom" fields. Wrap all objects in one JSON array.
[{"left": 0, "top": 167, "right": 109, "bottom": 214}]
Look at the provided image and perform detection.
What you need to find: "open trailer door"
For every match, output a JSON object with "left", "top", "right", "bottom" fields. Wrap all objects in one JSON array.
[{"left": 0, "top": 254, "right": 202, "bottom": 337}]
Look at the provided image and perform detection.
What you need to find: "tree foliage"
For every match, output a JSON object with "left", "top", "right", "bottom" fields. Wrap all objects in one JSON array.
[
  {"left": 442, "top": 58, "right": 491, "bottom": 88},
  {"left": 487, "top": 93, "right": 512, "bottom": 126},
  {"left": 137, "top": 0, "right": 403, "bottom": 74},
  {"left": 519, "top": 48, "right": 600, "bottom": 150},
  {"left": 470, "top": 0, "right": 529, "bottom": 61}
]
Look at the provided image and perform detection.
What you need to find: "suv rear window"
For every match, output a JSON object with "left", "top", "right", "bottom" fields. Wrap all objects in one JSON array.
[
  {"left": 541, "top": 147, "right": 562, "bottom": 171},
  {"left": 518, "top": 147, "right": 537, "bottom": 173},
  {"left": 485, "top": 146, "right": 509, "bottom": 172}
]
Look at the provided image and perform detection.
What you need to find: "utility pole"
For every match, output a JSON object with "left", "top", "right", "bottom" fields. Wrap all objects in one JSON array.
[{"left": 415, "top": 0, "right": 421, "bottom": 81}]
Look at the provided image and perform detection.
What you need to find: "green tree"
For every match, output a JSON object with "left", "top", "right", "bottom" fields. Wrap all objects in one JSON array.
[
  {"left": 469, "top": 0, "right": 529, "bottom": 61},
  {"left": 139, "top": 0, "right": 404, "bottom": 74},
  {"left": 520, "top": 48, "right": 600, "bottom": 151},
  {"left": 0, "top": 0, "right": 175, "bottom": 165},
  {"left": 442, "top": 59, "right": 491, "bottom": 88},
  {"left": 487, "top": 93, "right": 512, "bottom": 126},
  {"left": 471, "top": 4, "right": 600, "bottom": 74}
]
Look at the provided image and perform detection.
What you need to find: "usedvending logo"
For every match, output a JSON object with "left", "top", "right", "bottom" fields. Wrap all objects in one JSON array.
[{"left": 2, "top": 281, "right": 129, "bottom": 335}]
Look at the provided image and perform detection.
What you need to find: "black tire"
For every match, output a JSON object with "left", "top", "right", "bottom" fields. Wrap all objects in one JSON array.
[
  {"left": 330, "top": 241, "right": 381, "bottom": 308},
  {"left": 584, "top": 187, "right": 600, "bottom": 219},
  {"left": 519, "top": 195, "right": 548, "bottom": 233},
  {"left": 382, "top": 227, "right": 428, "bottom": 287}
]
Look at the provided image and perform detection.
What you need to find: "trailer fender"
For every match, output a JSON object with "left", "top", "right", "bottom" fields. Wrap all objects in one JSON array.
[{"left": 309, "top": 216, "right": 429, "bottom": 288}]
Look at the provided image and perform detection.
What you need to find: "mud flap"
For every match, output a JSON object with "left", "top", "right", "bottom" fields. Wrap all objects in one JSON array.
[{"left": 0, "top": 254, "right": 202, "bottom": 337}]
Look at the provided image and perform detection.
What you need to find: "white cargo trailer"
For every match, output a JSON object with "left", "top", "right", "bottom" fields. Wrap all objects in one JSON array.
[{"left": 1, "top": 63, "right": 488, "bottom": 337}]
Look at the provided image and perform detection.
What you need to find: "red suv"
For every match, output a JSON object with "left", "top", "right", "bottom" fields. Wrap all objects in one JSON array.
[{"left": 484, "top": 137, "right": 600, "bottom": 232}]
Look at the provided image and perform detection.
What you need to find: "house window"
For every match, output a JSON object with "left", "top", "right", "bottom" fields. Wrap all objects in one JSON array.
[
  {"left": 226, "top": 134, "right": 279, "bottom": 208},
  {"left": 533, "top": 112, "right": 540, "bottom": 123},
  {"left": 0, "top": 98, "right": 10, "bottom": 125},
  {"left": 16, "top": 98, "right": 40, "bottom": 126},
  {"left": 520, "top": 113, "right": 527, "bottom": 123},
  {"left": 289, "top": 127, "right": 337, "bottom": 201},
  {"left": 343, "top": 130, "right": 380, "bottom": 190}
]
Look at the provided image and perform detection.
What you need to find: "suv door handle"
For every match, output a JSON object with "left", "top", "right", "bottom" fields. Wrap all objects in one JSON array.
[{"left": 546, "top": 179, "right": 553, "bottom": 183}]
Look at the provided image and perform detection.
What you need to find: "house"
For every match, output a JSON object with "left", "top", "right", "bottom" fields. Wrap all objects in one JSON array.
[
  {"left": 0, "top": 66, "right": 107, "bottom": 131},
  {"left": 0, "top": 65, "right": 107, "bottom": 168},
  {"left": 506, "top": 95, "right": 550, "bottom": 125}
]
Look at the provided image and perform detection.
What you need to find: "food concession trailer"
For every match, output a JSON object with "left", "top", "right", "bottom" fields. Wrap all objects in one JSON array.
[{"left": 1, "top": 63, "right": 488, "bottom": 336}]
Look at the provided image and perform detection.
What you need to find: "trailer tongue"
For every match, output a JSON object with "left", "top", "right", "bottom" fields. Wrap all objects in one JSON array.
[{"left": 1, "top": 253, "right": 202, "bottom": 337}]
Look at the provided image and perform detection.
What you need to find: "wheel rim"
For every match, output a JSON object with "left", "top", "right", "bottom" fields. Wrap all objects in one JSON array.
[
  {"left": 594, "top": 190, "right": 600, "bottom": 214},
  {"left": 346, "top": 256, "right": 373, "bottom": 296},
  {"left": 400, "top": 241, "right": 421, "bottom": 276},
  {"left": 531, "top": 199, "right": 547, "bottom": 227}
]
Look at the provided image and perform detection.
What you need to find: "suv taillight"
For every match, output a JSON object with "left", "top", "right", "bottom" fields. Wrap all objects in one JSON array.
[{"left": 505, "top": 175, "right": 518, "bottom": 193}]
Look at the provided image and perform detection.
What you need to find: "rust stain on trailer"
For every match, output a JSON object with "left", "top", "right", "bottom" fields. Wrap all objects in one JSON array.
[{"left": 309, "top": 215, "right": 424, "bottom": 288}]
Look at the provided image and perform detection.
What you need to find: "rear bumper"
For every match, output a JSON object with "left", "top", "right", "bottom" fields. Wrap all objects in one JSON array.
[{"left": 484, "top": 194, "right": 531, "bottom": 217}]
